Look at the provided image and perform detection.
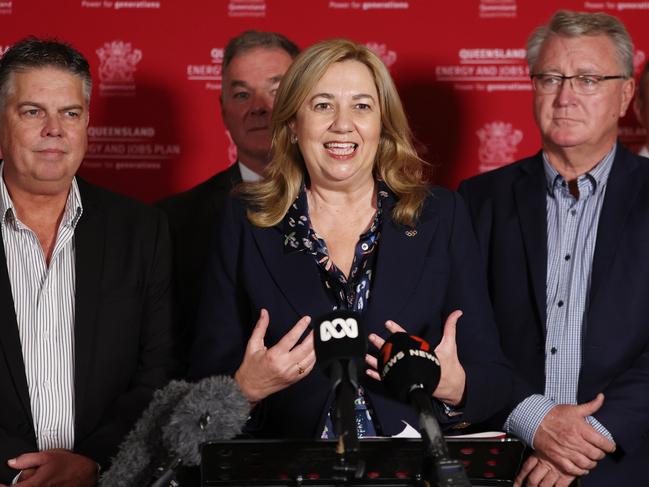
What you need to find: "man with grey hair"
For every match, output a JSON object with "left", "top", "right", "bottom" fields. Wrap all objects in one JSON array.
[
  {"left": 0, "top": 38, "right": 175, "bottom": 486},
  {"left": 633, "top": 60, "right": 649, "bottom": 157},
  {"left": 158, "top": 30, "right": 298, "bottom": 369},
  {"left": 460, "top": 10, "right": 648, "bottom": 487}
]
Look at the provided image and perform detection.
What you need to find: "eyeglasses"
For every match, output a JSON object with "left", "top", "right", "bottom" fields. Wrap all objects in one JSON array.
[{"left": 530, "top": 73, "right": 628, "bottom": 95}]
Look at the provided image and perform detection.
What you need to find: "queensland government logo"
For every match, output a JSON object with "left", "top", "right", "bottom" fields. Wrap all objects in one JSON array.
[
  {"left": 96, "top": 41, "right": 142, "bottom": 96},
  {"left": 476, "top": 121, "right": 523, "bottom": 173},
  {"left": 228, "top": 0, "right": 266, "bottom": 17},
  {"left": 366, "top": 43, "right": 397, "bottom": 69},
  {"left": 479, "top": 0, "right": 517, "bottom": 18},
  {"left": 0, "top": 1, "right": 12, "bottom": 14}
]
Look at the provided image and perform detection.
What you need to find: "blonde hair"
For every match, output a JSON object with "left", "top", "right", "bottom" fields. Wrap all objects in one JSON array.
[{"left": 240, "top": 38, "right": 428, "bottom": 228}]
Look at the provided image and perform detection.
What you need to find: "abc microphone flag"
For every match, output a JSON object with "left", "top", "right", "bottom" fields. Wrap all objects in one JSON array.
[
  {"left": 313, "top": 309, "right": 367, "bottom": 380},
  {"left": 313, "top": 310, "right": 366, "bottom": 455}
]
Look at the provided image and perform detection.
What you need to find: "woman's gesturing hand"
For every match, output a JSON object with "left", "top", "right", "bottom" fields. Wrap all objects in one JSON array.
[
  {"left": 235, "top": 309, "right": 315, "bottom": 404},
  {"left": 366, "top": 310, "right": 466, "bottom": 406}
]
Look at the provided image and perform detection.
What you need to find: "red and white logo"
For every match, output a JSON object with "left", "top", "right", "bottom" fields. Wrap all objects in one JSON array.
[
  {"left": 477, "top": 121, "right": 523, "bottom": 172},
  {"left": 228, "top": 0, "right": 266, "bottom": 18},
  {"left": 0, "top": 1, "right": 12, "bottom": 15},
  {"left": 479, "top": 0, "right": 517, "bottom": 19},
  {"left": 366, "top": 43, "right": 397, "bottom": 68},
  {"left": 634, "top": 50, "right": 646, "bottom": 76},
  {"left": 96, "top": 41, "right": 142, "bottom": 96},
  {"left": 186, "top": 47, "right": 223, "bottom": 91},
  {"left": 226, "top": 131, "right": 238, "bottom": 165}
]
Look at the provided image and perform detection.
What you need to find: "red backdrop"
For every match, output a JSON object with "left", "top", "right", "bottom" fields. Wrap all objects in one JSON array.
[{"left": 1, "top": 0, "right": 648, "bottom": 202}]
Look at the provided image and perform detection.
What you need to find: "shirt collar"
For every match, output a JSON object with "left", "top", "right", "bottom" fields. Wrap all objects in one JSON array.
[
  {"left": 282, "top": 179, "right": 393, "bottom": 252},
  {"left": 237, "top": 161, "right": 263, "bottom": 183},
  {"left": 0, "top": 161, "right": 83, "bottom": 230},
  {"left": 542, "top": 143, "right": 616, "bottom": 197}
]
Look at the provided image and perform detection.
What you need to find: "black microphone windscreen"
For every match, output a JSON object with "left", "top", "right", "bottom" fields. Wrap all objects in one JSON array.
[
  {"left": 161, "top": 375, "right": 250, "bottom": 466},
  {"left": 377, "top": 332, "right": 441, "bottom": 403},
  {"left": 313, "top": 310, "right": 367, "bottom": 375}
]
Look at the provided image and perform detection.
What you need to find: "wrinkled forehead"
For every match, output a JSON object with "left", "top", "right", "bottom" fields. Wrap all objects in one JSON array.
[
  {"left": 3, "top": 66, "right": 87, "bottom": 101},
  {"left": 536, "top": 34, "right": 622, "bottom": 73},
  {"left": 223, "top": 47, "right": 293, "bottom": 82},
  {"left": 0, "top": 67, "right": 89, "bottom": 118}
]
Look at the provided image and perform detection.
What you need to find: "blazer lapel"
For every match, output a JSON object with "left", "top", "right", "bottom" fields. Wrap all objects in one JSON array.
[
  {"left": 73, "top": 181, "right": 106, "bottom": 437},
  {"left": 251, "top": 226, "right": 331, "bottom": 320},
  {"left": 363, "top": 198, "right": 439, "bottom": 336},
  {"left": 589, "top": 146, "right": 642, "bottom": 305},
  {"left": 513, "top": 154, "right": 548, "bottom": 328},
  {"left": 0, "top": 240, "right": 33, "bottom": 426}
]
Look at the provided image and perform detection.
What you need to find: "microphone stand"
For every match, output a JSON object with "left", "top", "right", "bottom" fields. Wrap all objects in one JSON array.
[
  {"left": 148, "top": 457, "right": 181, "bottom": 487},
  {"left": 330, "top": 360, "right": 365, "bottom": 484},
  {"left": 409, "top": 387, "right": 471, "bottom": 487}
]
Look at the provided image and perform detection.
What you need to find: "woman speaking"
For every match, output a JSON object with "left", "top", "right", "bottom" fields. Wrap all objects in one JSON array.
[{"left": 190, "top": 39, "right": 511, "bottom": 438}]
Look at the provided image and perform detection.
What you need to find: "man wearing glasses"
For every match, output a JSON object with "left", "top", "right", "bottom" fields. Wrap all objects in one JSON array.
[{"left": 460, "top": 10, "right": 648, "bottom": 487}]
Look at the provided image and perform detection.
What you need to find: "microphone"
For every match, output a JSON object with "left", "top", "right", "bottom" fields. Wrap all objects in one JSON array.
[
  {"left": 99, "top": 376, "right": 250, "bottom": 487},
  {"left": 98, "top": 380, "right": 193, "bottom": 487},
  {"left": 378, "top": 332, "right": 471, "bottom": 487},
  {"left": 313, "top": 310, "right": 367, "bottom": 454},
  {"left": 150, "top": 375, "right": 251, "bottom": 486}
]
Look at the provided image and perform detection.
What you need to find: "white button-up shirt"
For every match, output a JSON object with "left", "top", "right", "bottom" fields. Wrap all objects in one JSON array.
[{"left": 0, "top": 163, "right": 82, "bottom": 452}]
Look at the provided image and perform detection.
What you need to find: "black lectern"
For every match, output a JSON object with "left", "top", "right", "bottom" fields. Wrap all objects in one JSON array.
[{"left": 200, "top": 436, "right": 524, "bottom": 486}]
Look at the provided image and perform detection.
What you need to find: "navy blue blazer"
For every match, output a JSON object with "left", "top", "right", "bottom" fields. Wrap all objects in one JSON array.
[
  {"left": 459, "top": 144, "right": 649, "bottom": 486},
  {"left": 190, "top": 185, "right": 512, "bottom": 438}
]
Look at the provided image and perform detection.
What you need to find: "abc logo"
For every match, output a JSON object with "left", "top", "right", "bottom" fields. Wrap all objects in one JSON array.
[{"left": 319, "top": 317, "right": 359, "bottom": 342}]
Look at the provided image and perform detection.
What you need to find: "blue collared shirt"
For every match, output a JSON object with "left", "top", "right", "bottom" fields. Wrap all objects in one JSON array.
[{"left": 504, "top": 146, "right": 616, "bottom": 447}]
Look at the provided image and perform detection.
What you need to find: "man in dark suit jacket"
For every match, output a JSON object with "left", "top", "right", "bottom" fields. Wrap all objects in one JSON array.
[
  {"left": 157, "top": 31, "right": 298, "bottom": 367},
  {"left": 459, "top": 11, "right": 647, "bottom": 487},
  {"left": 0, "top": 39, "right": 174, "bottom": 486}
]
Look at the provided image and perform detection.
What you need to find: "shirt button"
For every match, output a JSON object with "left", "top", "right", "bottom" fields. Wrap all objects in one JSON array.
[
  {"left": 565, "top": 254, "right": 571, "bottom": 261},
  {"left": 43, "top": 380, "right": 50, "bottom": 389},
  {"left": 571, "top": 209, "right": 577, "bottom": 216},
  {"left": 557, "top": 300, "right": 564, "bottom": 307},
  {"left": 551, "top": 347, "right": 557, "bottom": 354}
]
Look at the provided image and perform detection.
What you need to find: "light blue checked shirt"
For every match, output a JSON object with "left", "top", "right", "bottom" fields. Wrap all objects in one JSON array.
[{"left": 504, "top": 145, "right": 616, "bottom": 447}]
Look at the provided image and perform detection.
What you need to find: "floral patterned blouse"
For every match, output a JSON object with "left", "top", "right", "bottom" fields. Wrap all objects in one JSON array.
[
  {"left": 282, "top": 182, "right": 391, "bottom": 313},
  {"left": 282, "top": 181, "right": 393, "bottom": 438}
]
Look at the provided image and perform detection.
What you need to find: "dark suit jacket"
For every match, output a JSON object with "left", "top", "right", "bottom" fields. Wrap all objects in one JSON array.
[
  {"left": 189, "top": 185, "right": 512, "bottom": 438},
  {"left": 157, "top": 164, "right": 242, "bottom": 369},
  {"left": 0, "top": 178, "right": 176, "bottom": 483},
  {"left": 458, "top": 144, "right": 649, "bottom": 486}
]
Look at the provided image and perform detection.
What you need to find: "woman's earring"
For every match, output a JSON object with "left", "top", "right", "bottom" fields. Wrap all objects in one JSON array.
[{"left": 290, "top": 133, "right": 298, "bottom": 144}]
